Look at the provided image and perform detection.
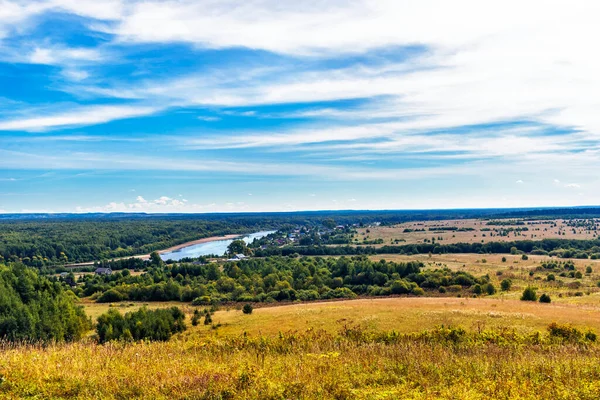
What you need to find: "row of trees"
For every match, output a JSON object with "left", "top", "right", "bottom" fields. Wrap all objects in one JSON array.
[
  {"left": 254, "top": 239, "right": 600, "bottom": 259},
  {"left": 96, "top": 307, "right": 186, "bottom": 343},
  {"left": 78, "top": 256, "right": 489, "bottom": 304}
]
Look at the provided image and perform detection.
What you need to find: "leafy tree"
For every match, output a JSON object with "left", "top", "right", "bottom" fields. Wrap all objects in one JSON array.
[
  {"left": 501, "top": 279, "right": 512, "bottom": 291},
  {"left": 150, "top": 251, "right": 163, "bottom": 267},
  {"left": 227, "top": 240, "right": 249, "bottom": 256},
  {"left": 322, "top": 218, "right": 337, "bottom": 229}
]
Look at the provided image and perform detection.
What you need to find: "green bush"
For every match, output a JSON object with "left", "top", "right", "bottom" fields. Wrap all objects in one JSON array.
[
  {"left": 97, "top": 289, "right": 126, "bottom": 303},
  {"left": 539, "top": 293, "right": 551, "bottom": 303},
  {"left": 521, "top": 287, "right": 538, "bottom": 302},
  {"left": 500, "top": 279, "right": 512, "bottom": 291},
  {"left": 242, "top": 304, "right": 253, "bottom": 314},
  {"left": 484, "top": 283, "right": 496, "bottom": 295}
]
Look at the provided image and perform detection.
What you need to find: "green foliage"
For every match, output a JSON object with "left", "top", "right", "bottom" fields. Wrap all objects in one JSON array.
[
  {"left": 242, "top": 304, "right": 253, "bottom": 314},
  {"left": 547, "top": 322, "right": 596, "bottom": 342},
  {"left": 149, "top": 251, "right": 163, "bottom": 267},
  {"left": 501, "top": 279, "right": 512, "bottom": 291},
  {"left": 0, "top": 263, "right": 91, "bottom": 342},
  {"left": 539, "top": 293, "right": 551, "bottom": 303},
  {"left": 521, "top": 287, "right": 538, "bottom": 302},
  {"left": 84, "top": 256, "right": 483, "bottom": 304},
  {"left": 484, "top": 283, "right": 496, "bottom": 295},
  {"left": 96, "top": 306, "right": 186, "bottom": 343},
  {"left": 227, "top": 240, "right": 250, "bottom": 256},
  {"left": 191, "top": 310, "right": 201, "bottom": 326}
]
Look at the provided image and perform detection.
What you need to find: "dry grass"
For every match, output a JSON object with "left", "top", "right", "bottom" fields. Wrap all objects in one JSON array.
[
  {"left": 0, "top": 298, "right": 599, "bottom": 398},
  {"left": 199, "top": 297, "right": 600, "bottom": 337},
  {"left": 355, "top": 218, "right": 599, "bottom": 245}
]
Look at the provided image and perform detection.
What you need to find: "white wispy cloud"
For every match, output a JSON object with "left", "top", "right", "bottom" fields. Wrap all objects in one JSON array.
[{"left": 0, "top": 104, "right": 160, "bottom": 131}]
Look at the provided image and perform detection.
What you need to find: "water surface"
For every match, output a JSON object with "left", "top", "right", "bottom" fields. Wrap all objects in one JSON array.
[{"left": 160, "top": 230, "right": 276, "bottom": 261}]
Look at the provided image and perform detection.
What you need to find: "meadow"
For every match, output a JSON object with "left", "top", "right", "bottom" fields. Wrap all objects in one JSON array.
[
  {"left": 355, "top": 218, "right": 599, "bottom": 245},
  {"left": 2, "top": 297, "right": 600, "bottom": 399}
]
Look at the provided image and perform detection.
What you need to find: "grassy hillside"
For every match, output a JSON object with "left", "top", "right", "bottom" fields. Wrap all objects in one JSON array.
[{"left": 2, "top": 298, "right": 600, "bottom": 399}]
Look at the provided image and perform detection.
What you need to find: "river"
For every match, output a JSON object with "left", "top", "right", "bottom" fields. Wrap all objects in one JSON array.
[{"left": 160, "top": 230, "right": 276, "bottom": 261}]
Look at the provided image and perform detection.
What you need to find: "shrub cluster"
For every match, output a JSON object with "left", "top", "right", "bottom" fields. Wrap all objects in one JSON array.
[{"left": 96, "top": 307, "right": 186, "bottom": 343}]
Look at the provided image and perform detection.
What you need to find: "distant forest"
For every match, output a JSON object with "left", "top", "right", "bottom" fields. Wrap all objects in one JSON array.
[
  {"left": 255, "top": 239, "right": 600, "bottom": 259},
  {"left": 3, "top": 208, "right": 600, "bottom": 266}
]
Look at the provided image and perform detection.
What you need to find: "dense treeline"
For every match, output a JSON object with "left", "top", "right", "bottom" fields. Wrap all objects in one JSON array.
[
  {"left": 96, "top": 307, "right": 186, "bottom": 343},
  {"left": 0, "top": 218, "right": 275, "bottom": 266},
  {"left": 77, "top": 256, "right": 489, "bottom": 304},
  {"left": 0, "top": 263, "right": 91, "bottom": 342},
  {"left": 254, "top": 238, "right": 600, "bottom": 259}
]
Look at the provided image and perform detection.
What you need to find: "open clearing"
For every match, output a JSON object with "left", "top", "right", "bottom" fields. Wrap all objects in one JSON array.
[
  {"left": 355, "top": 218, "right": 600, "bottom": 245},
  {"left": 84, "top": 295, "right": 600, "bottom": 338},
  {"left": 189, "top": 297, "right": 600, "bottom": 338}
]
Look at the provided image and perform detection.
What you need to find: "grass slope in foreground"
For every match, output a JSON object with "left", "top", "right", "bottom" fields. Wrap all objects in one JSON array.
[{"left": 2, "top": 298, "right": 600, "bottom": 399}]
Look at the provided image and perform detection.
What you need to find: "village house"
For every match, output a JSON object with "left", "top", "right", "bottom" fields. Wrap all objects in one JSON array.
[{"left": 94, "top": 267, "right": 112, "bottom": 276}]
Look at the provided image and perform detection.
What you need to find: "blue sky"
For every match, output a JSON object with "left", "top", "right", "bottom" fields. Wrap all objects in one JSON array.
[{"left": 0, "top": 1, "right": 598, "bottom": 213}]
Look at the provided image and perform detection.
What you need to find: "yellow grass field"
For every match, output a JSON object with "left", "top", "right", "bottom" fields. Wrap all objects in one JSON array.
[
  {"left": 3, "top": 297, "right": 600, "bottom": 399},
  {"left": 193, "top": 297, "right": 600, "bottom": 337},
  {"left": 355, "top": 218, "right": 599, "bottom": 245}
]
